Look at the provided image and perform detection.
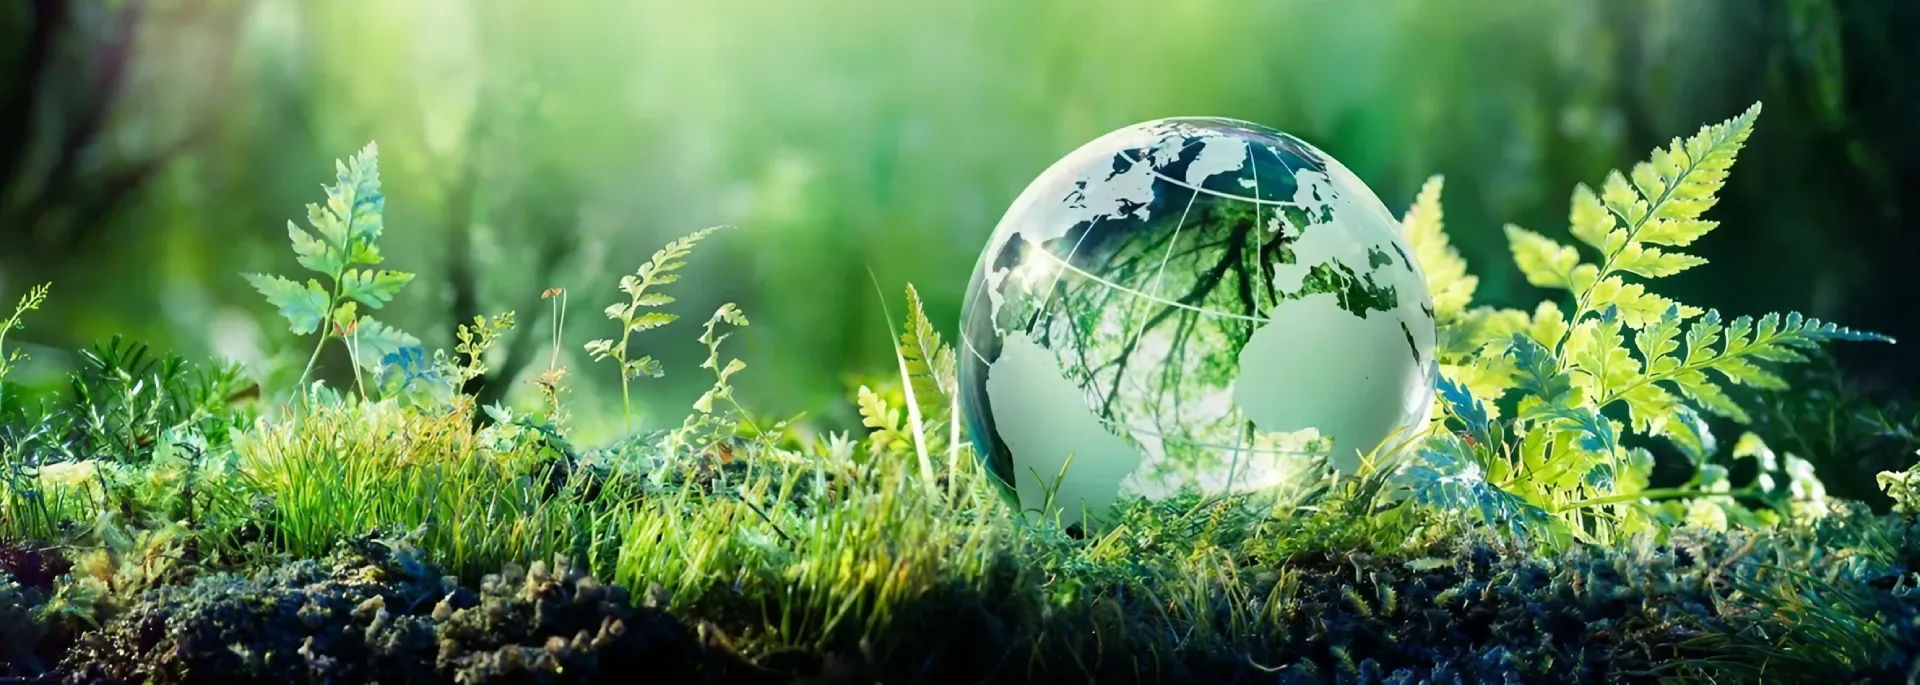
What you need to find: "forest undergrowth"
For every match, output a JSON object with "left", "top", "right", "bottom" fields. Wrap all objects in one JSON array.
[{"left": 1, "top": 106, "right": 1918, "bottom": 684}]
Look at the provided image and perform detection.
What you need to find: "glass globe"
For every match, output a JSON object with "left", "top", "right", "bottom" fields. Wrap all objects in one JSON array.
[{"left": 958, "top": 117, "right": 1437, "bottom": 529}]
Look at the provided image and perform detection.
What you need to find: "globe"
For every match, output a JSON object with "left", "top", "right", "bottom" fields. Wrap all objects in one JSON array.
[{"left": 959, "top": 117, "right": 1438, "bottom": 530}]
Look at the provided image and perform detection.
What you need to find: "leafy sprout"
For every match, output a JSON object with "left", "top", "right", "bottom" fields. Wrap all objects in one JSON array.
[
  {"left": 244, "top": 142, "right": 419, "bottom": 396},
  {"left": 585, "top": 225, "right": 727, "bottom": 432},
  {"left": 0, "top": 282, "right": 50, "bottom": 387}
]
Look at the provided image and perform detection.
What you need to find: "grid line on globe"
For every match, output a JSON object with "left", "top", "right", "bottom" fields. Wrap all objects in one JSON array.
[{"left": 958, "top": 117, "right": 1439, "bottom": 530}]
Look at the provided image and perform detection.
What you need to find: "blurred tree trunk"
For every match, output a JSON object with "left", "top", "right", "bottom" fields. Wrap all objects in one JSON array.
[{"left": 0, "top": 0, "right": 243, "bottom": 288}]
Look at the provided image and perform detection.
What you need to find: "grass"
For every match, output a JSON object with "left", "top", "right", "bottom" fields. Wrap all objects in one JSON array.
[
  {"left": 0, "top": 240, "right": 1916, "bottom": 682},
  {"left": 0, "top": 349, "right": 1917, "bottom": 682},
  {"left": 0, "top": 273, "right": 1915, "bottom": 682},
  {"left": 230, "top": 397, "right": 607, "bottom": 579}
]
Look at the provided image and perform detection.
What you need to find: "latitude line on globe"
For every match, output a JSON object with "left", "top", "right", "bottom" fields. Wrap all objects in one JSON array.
[
  {"left": 1022, "top": 247, "right": 1275, "bottom": 323},
  {"left": 1023, "top": 215, "right": 1100, "bottom": 336},
  {"left": 1118, "top": 148, "right": 1312, "bottom": 208}
]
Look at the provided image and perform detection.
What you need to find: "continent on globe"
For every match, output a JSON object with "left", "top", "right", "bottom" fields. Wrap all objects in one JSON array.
[{"left": 958, "top": 117, "right": 1438, "bottom": 531}]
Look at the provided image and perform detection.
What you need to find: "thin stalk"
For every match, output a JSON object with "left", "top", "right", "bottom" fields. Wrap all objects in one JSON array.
[
  {"left": 297, "top": 275, "right": 348, "bottom": 391},
  {"left": 1555, "top": 485, "right": 1748, "bottom": 512}
]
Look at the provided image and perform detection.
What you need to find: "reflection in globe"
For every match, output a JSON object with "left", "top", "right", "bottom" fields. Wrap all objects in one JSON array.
[{"left": 959, "top": 117, "right": 1438, "bottom": 530}]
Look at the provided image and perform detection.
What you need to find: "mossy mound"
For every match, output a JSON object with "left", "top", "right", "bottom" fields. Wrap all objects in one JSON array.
[
  {"left": 55, "top": 535, "right": 772, "bottom": 685},
  {"left": 42, "top": 510, "right": 1920, "bottom": 685}
]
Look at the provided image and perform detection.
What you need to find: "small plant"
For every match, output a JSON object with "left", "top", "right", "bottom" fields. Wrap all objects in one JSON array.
[
  {"left": 233, "top": 397, "right": 599, "bottom": 580},
  {"left": 245, "top": 142, "right": 419, "bottom": 394},
  {"left": 373, "top": 312, "right": 515, "bottom": 413},
  {"left": 534, "top": 287, "right": 570, "bottom": 423},
  {"left": 585, "top": 226, "right": 726, "bottom": 432},
  {"left": 664, "top": 303, "right": 756, "bottom": 461},
  {"left": 0, "top": 282, "right": 50, "bottom": 388},
  {"left": 1879, "top": 452, "right": 1920, "bottom": 517},
  {"left": 1403, "top": 103, "right": 1893, "bottom": 542},
  {"left": 64, "top": 336, "right": 255, "bottom": 464}
]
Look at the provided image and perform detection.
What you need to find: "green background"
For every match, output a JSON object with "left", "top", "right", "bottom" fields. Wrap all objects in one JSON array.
[{"left": 2, "top": 0, "right": 1915, "bottom": 445}]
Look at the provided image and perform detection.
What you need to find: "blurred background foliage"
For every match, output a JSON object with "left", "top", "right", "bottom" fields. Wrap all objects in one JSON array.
[{"left": 1, "top": 0, "right": 1915, "bottom": 462}]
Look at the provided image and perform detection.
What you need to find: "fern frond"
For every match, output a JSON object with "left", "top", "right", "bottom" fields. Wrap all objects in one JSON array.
[
  {"left": 1558, "top": 103, "right": 1761, "bottom": 331},
  {"left": 0, "top": 282, "right": 51, "bottom": 383},
  {"left": 1403, "top": 433, "right": 1553, "bottom": 540},
  {"left": 1504, "top": 224, "right": 1582, "bottom": 290},
  {"left": 856, "top": 384, "right": 911, "bottom": 455},
  {"left": 692, "top": 303, "right": 749, "bottom": 415},
  {"left": 898, "top": 284, "right": 957, "bottom": 416},
  {"left": 587, "top": 225, "right": 729, "bottom": 430},
  {"left": 1599, "top": 309, "right": 1892, "bottom": 425},
  {"left": 1400, "top": 175, "right": 1477, "bottom": 322}
]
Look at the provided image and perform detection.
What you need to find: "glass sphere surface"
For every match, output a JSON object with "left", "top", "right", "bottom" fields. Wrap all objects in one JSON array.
[{"left": 958, "top": 117, "right": 1437, "bottom": 529}]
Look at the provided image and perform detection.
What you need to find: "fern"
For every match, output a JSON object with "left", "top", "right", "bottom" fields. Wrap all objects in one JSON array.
[
  {"left": 656, "top": 303, "right": 755, "bottom": 462},
  {"left": 244, "top": 142, "right": 419, "bottom": 394},
  {"left": 1401, "top": 176, "right": 1476, "bottom": 324},
  {"left": 855, "top": 384, "right": 912, "bottom": 456},
  {"left": 1403, "top": 103, "right": 1894, "bottom": 541},
  {"left": 1878, "top": 451, "right": 1920, "bottom": 517},
  {"left": 691, "top": 303, "right": 749, "bottom": 416},
  {"left": 585, "top": 225, "right": 726, "bottom": 431},
  {"left": 0, "top": 282, "right": 50, "bottom": 386}
]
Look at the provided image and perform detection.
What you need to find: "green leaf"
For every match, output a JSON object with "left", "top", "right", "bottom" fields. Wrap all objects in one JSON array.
[
  {"left": 1401, "top": 175, "right": 1478, "bottom": 321},
  {"left": 627, "top": 311, "right": 678, "bottom": 333},
  {"left": 1710, "top": 356, "right": 1788, "bottom": 390},
  {"left": 713, "top": 302, "right": 749, "bottom": 327},
  {"left": 1508, "top": 334, "right": 1573, "bottom": 405},
  {"left": 341, "top": 142, "right": 386, "bottom": 247},
  {"left": 1584, "top": 277, "right": 1699, "bottom": 329},
  {"left": 340, "top": 269, "right": 414, "bottom": 309},
  {"left": 1610, "top": 243, "right": 1708, "bottom": 278},
  {"left": 693, "top": 387, "right": 722, "bottom": 414},
  {"left": 856, "top": 384, "right": 908, "bottom": 453},
  {"left": 1522, "top": 301, "right": 1567, "bottom": 352},
  {"left": 1436, "top": 374, "right": 1493, "bottom": 450},
  {"left": 1682, "top": 309, "right": 1725, "bottom": 365},
  {"left": 900, "top": 283, "right": 956, "bottom": 414},
  {"left": 306, "top": 202, "right": 349, "bottom": 248},
  {"left": 1635, "top": 217, "right": 1717, "bottom": 247},
  {"left": 717, "top": 357, "right": 746, "bottom": 381},
  {"left": 623, "top": 355, "right": 664, "bottom": 379},
  {"left": 342, "top": 317, "right": 420, "bottom": 371},
  {"left": 245, "top": 274, "right": 330, "bottom": 335},
  {"left": 1600, "top": 171, "right": 1647, "bottom": 229},
  {"left": 1635, "top": 307, "right": 1684, "bottom": 376},
  {"left": 287, "top": 221, "right": 341, "bottom": 275},
  {"left": 1569, "top": 317, "right": 1641, "bottom": 401},
  {"left": 1404, "top": 434, "right": 1555, "bottom": 541},
  {"left": 583, "top": 339, "right": 616, "bottom": 361},
  {"left": 1567, "top": 184, "right": 1617, "bottom": 252},
  {"left": 1669, "top": 369, "right": 1748, "bottom": 422},
  {"left": 1504, "top": 224, "right": 1581, "bottom": 290},
  {"left": 1617, "top": 383, "right": 1679, "bottom": 436}
]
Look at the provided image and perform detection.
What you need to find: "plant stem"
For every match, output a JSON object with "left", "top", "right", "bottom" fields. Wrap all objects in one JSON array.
[
  {"left": 297, "top": 275, "right": 348, "bottom": 392},
  {"left": 297, "top": 334, "right": 329, "bottom": 393},
  {"left": 1556, "top": 486, "right": 1728, "bottom": 512},
  {"left": 621, "top": 374, "right": 632, "bottom": 434}
]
